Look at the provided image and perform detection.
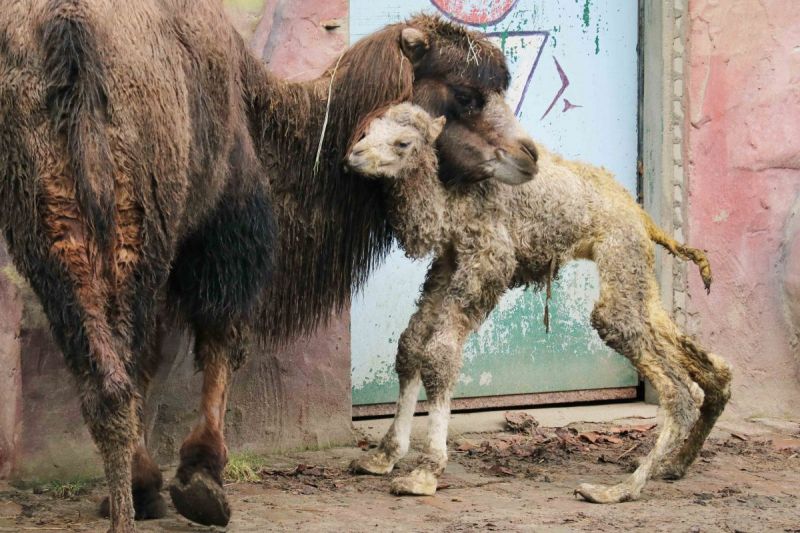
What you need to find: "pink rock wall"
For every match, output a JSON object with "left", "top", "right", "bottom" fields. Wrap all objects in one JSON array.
[
  {"left": 0, "top": 245, "right": 22, "bottom": 478},
  {"left": 685, "top": 0, "right": 800, "bottom": 419}
]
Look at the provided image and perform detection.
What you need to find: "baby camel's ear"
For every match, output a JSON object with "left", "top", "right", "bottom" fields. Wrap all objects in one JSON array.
[{"left": 428, "top": 116, "right": 446, "bottom": 143}]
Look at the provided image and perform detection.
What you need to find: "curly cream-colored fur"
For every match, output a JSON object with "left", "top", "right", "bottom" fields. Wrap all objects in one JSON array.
[{"left": 347, "top": 103, "right": 731, "bottom": 503}]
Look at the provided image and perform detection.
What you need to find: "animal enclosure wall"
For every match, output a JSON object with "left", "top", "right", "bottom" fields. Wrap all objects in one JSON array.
[
  {"left": 350, "top": 0, "right": 641, "bottom": 408},
  {"left": 682, "top": 0, "right": 800, "bottom": 420}
]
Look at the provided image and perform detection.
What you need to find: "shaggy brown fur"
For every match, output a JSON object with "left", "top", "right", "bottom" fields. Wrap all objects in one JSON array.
[
  {"left": 2, "top": 2, "right": 273, "bottom": 530},
  {"left": 347, "top": 104, "right": 731, "bottom": 503},
  {"left": 0, "top": 3, "right": 536, "bottom": 530}
]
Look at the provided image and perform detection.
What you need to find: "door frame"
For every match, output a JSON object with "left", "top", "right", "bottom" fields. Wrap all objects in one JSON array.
[{"left": 640, "top": 0, "right": 688, "bottom": 404}]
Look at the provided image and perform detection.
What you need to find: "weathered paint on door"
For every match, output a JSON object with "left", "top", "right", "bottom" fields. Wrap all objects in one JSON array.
[{"left": 351, "top": 1, "right": 640, "bottom": 406}]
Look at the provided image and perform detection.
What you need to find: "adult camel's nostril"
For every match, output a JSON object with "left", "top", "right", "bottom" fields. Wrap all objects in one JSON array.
[{"left": 519, "top": 139, "right": 538, "bottom": 164}]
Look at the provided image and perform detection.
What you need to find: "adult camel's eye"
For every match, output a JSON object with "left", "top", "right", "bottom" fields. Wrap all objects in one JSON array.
[
  {"left": 454, "top": 91, "right": 473, "bottom": 107},
  {"left": 452, "top": 87, "right": 484, "bottom": 112}
]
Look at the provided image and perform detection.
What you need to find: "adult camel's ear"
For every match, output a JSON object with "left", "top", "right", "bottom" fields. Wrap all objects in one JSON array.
[
  {"left": 428, "top": 116, "right": 446, "bottom": 142},
  {"left": 400, "top": 27, "right": 430, "bottom": 62}
]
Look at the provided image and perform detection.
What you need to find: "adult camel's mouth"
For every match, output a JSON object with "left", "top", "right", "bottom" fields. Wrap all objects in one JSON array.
[{"left": 483, "top": 146, "right": 538, "bottom": 185}]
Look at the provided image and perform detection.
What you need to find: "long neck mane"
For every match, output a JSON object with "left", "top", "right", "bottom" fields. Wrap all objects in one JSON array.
[
  {"left": 386, "top": 149, "right": 446, "bottom": 259},
  {"left": 240, "top": 29, "right": 413, "bottom": 342}
]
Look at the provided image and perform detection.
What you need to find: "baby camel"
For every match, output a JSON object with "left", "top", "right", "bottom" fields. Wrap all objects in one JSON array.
[{"left": 346, "top": 103, "right": 731, "bottom": 503}]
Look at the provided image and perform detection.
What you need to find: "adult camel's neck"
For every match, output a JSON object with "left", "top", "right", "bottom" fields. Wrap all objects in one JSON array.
[
  {"left": 386, "top": 150, "right": 447, "bottom": 259},
  {"left": 246, "top": 70, "right": 329, "bottom": 189},
  {"left": 239, "top": 49, "right": 410, "bottom": 342}
]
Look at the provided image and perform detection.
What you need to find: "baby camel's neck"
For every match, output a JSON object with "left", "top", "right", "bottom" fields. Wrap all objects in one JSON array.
[{"left": 385, "top": 148, "right": 448, "bottom": 259}]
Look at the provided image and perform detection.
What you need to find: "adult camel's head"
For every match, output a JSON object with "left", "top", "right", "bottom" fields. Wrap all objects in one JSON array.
[{"left": 351, "top": 14, "right": 538, "bottom": 186}]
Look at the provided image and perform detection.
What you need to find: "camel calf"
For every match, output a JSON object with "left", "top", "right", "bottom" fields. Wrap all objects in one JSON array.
[{"left": 346, "top": 103, "right": 731, "bottom": 503}]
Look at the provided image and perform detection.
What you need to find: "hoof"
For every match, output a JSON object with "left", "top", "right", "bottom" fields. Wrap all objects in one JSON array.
[
  {"left": 99, "top": 489, "right": 167, "bottom": 521},
  {"left": 169, "top": 471, "right": 231, "bottom": 526},
  {"left": 349, "top": 452, "right": 395, "bottom": 476},
  {"left": 390, "top": 468, "right": 437, "bottom": 496},
  {"left": 99, "top": 497, "right": 109, "bottom": 519},
  {"left": 574, "top": 482, "right": 636, "bottom": 504},
  {"left": 654, "top": 460, "right": 687, "bottom": 480}
]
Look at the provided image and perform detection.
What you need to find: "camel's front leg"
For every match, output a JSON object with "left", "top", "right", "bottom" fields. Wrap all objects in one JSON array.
[
  {"left": 351, "top": 255, "right": 454, "bottom": 476},
  {"left": 390, "top": 371, "right": 454, "bottom": 496},
  {"left": 390, "top": 248, "right": 514, "bottom": 496},
  {"left": 351, "top": 372, "right": 422, "bottom": 475},
  {"left": 169, "top": 325, "right": 245, "bottom": 527}
]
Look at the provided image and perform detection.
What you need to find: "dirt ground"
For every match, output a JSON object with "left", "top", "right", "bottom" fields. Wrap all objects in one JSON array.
[{"left": 1, "top": 415, "right": 799, "bottom": 533}]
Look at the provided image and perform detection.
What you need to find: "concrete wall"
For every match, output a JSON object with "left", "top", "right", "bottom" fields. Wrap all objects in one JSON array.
[
  {"left": 0, "top": 0, "right": 352, "bottom": 482},
  {"left": 683, "top": 0, "right": 800, "bottom": 420}
]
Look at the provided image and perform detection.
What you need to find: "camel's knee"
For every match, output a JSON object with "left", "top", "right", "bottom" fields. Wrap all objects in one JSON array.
[
  {"left": 678, "top": 336, "right": 732, "bottom": 410},
  {"left": 419, "top": 332, "right": 462, "bottom": 393},
  {"left": 700, "top": 353, "right": 732, "bottom": 412},
  {"left": 396, "top": 327, "right": 426, "bottom": 377}
]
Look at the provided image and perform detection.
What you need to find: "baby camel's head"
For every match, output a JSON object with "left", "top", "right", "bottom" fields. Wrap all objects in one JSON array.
[{"left": 346, "top": 103, "right": 445, "bottom": 179}]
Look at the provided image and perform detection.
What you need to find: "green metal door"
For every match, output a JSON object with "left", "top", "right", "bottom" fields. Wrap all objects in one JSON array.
[{"left": 351, "top": 1, "right": 640, "bottom": 410}]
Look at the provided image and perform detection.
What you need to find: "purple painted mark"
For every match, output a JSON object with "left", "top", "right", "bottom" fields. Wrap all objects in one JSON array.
[
  {"left": 541, "top": 56, "right": 569, "bottom": 120},
  {"left": 485, "top": 31, "right": 550, "bottom": 116},
  {"left": 563, "top": 99, "right": 582, "bottom": 112}
]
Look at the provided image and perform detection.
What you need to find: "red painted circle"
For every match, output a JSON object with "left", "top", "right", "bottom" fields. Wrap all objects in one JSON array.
[{"left": 431, "top": 0, "right": 518, "bottom": 26}]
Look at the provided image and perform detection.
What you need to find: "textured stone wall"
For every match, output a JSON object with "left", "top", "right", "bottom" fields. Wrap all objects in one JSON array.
[
  {"left": 0, "top": 244, "right": 23, "bottom": 478},
  {"left": 0, "top": 0, "right": 352, "bottom": 482},
  {"left": 684, "top": 0, "right": 800, "bottom": 420}
]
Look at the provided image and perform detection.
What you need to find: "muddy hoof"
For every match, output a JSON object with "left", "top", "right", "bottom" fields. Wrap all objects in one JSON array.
[
  {"left": 99, "top": 490, "right": 167, "bottom": 520},
  {"left": 134, "top": 487, "right": 168, "bottom": 519},
  {"left": 349, "top": 452, "right": 395, "bottom": 476},
  {"left": 654, "top": 461, "right": 687, "bottom": 480},
  {"left": 99, "top": 497, "right": 110, "bottom": 518},
  {"left": 169, "top": 471, "right": 231, "bottom": 526},
  {"left": 389, "top": 468, "right": 437, "bottom": 496},
  {"left": 574, "top": 482, "right": 635, "bottom": 504}
]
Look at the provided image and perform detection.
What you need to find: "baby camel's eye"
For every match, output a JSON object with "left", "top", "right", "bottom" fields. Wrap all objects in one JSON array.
[{"left": 394, "top": 140, "right": 412, "bottom": 149}]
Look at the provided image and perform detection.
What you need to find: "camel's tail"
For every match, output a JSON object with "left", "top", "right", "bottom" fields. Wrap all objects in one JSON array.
[
  {"left": 644, "top": 213, "right": 713, "bottom": 293},
  {"left": 41, "top": 0, "right": 115, "bottom": 253}
]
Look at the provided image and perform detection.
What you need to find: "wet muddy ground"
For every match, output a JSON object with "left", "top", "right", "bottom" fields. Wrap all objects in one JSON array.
[{"left": 1, "top": 415, "right": 798, "bottom": 532}]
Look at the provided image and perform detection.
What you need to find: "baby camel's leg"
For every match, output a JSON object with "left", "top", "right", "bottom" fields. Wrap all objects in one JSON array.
[
  {"left": 351, "top": 255, "right": 455, "bottom": 475},
  {"left": 390, "top": 252, "right": 514, "bottom": 496},
  {"left": 576, "top": 234, "right": 703, "bottom": 503},
  {"left": 654, "top": 330, "right": 732, "bottom": 479}
]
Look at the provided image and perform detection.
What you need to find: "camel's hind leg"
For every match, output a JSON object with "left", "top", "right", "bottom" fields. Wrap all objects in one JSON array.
[
  {"left": 350, "top": 255, "right": 455, "bottom": 476},
  {"left": 100, "top": 321, "right": 169, "bottom": 521},
  {"left": 654, "top": 335, "right": 732, "bottom": 479},
  {"left": 575, "top": 234, "right": 704, "bottom": 504},
  {"left": 16, "top": 249, "right": 144, "bottom": 532}
]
